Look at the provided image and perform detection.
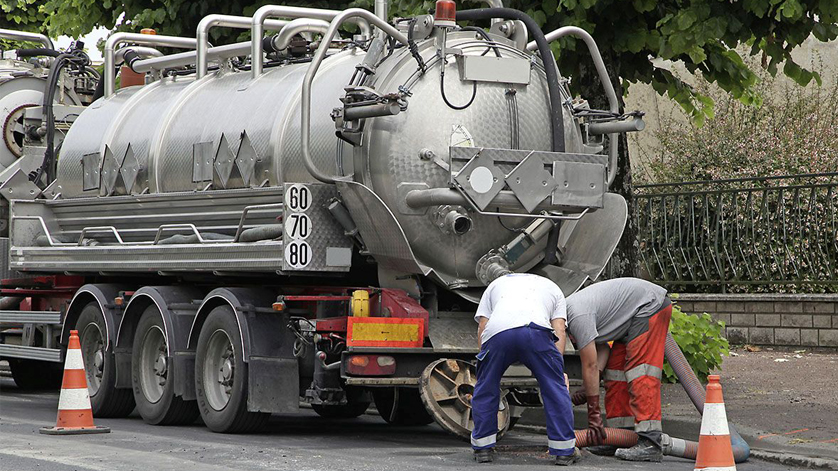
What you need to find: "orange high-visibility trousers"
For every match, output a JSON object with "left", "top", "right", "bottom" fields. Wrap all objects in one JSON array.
[{"left": 603, "top": 300, "right": 672, "bottom": 446}]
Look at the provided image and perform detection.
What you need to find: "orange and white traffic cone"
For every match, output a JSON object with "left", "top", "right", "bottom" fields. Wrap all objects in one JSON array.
[
  {"left": 40, "top": 330, "right": 110, "bottom": 435},
  {"left": 694, "top": 375, "right": 735, "bottom": 471}
]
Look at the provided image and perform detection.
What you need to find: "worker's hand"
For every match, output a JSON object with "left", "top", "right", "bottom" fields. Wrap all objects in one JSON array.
[
  {"left": 585, "top": 395, "right": 607, "bottom": 445},
  {"left": 564, "top": 374, "right": 570, "bottom": 393},
  {"left": 570, "top": 389, "right": 587, "bottom": 406}
]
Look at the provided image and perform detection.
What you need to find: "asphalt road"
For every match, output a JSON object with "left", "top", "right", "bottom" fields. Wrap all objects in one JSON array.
[{"left": 0, "top": 378, "right": 807, "bottom": 471}]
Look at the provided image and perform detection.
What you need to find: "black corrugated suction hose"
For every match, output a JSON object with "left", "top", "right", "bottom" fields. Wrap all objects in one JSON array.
[{"left": 455, "top": 8, "right": 565, "bottom": 153}]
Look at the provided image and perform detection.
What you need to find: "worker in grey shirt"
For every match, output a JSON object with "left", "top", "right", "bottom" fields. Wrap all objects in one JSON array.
[{"left": 565, "top": 278, "right": 672, "bottom": 462}]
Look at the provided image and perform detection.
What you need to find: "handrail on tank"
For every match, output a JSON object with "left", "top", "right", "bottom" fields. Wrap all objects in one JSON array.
[
  {"left": 104, "top": 33, "right": 199, "bottom": 97},
  {"left": 250, "top": 5, "right": 373, "bottom": 78},
  {"left": 0, "top": 28, "right": 53, "bottom": 50},
  {"left": 196, "top": 14, "right": 290, "bottom": 79},
  {"left": 301, "top": 9, "right": 408, "bottom": 183},
  {"left": 527, "top": 27, "right": 619, "bottom": 187}
]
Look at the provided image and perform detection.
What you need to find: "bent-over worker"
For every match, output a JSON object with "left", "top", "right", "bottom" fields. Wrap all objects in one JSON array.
[
  {"left": 470, "top": 273, "right": 579, "bottom": 465},
  {"left": 565, "top": 277, "right": 672, "bottom": 462}
]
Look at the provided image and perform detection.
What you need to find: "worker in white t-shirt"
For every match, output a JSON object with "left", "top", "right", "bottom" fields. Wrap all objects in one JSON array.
[{"left": 470, "top": 273, "right": 579, "bottom": 465}]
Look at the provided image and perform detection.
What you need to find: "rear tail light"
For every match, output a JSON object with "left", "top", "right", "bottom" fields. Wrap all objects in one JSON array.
[{"left": 345, "top": 355, "right": 396, "bottom": 376}]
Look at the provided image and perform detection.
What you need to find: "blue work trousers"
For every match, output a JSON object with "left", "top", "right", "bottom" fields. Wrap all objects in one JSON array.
[{"left": 471, "top": 323, "right": 576, "bottom": 456}]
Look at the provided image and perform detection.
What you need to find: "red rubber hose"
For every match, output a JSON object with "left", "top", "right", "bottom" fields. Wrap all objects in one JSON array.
[{"left": 574, "top": 427, "right": 638, "bottom": 448}]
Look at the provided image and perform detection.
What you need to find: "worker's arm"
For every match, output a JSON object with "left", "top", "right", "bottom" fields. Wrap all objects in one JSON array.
[
  {"left": 551, "top": 318, "right": 567, "bottom": 353},
  {"left": 596, "top": 342, "right": 611, "bottom": 372},
  {"left": 579, "top": 340, "right": 606, "bottom": 444},
  {"left": 477, "top": 317, "right": 489, "bottom": 349},
  {"left": 578, "top": 342, "right": 600, "bottom": 397}
]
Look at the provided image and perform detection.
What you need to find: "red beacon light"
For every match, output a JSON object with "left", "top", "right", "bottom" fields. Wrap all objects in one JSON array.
[{"left": 434, "top": 0, "right": 457, "bottom": 28}]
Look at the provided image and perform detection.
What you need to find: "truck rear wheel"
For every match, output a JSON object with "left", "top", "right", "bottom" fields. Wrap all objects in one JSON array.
[
  {"left": 195, "top": 305, "right": 268, "bottom": 433},
  {"left": 76, "top": 303, "right": 135, "bottom": 417},
  {"left": 8, "top": 358, "right": 62, "bottom": 390},
  {"left": 131, "top": 305, "right": 199, "bottom": 425},
  {"left": 373, "top": 387, "right": 434, "bottom": 425}
]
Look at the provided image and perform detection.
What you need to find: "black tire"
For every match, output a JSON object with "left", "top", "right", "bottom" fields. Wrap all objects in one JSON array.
[
  {"left": 195, "top": 305, "right": 268, "bottom": 433},
  {"left": 508, "top": 416, "right": 519, "bottom": 430},
  {"left": 7, "top": 358, "right": 63, "bottom": 390},
  {"left": 373, "top": 387, "right": 434, "bottom": 426},
  {"left": 76, "top": 303, "right": 135, "bottom": 417},
  {"left": 131, "top": 305, "right": 199, "bottom": 425}
]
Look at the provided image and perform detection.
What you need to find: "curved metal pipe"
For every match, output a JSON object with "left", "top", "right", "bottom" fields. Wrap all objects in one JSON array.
[
  {"left": 132, "top": 41, "right": 251, "bottom": 74},
  {"left": 251, "top": 5, "right": 373, "bottom": 78},
  {"left": 0, "top": 28, "right": 53, "bottom": 50},
  {"left": 114, "top": 46, "right": 162, "bottom": 66},
  {"left": 104, "top": 33, "right": 199, "bottom": 97},
  {"left": 300, "top": 9, "right": 408, "bottom": 183},
  {"left": 268, "top": 18, "right": 330, "bottom": 52},
  {"left": 196, "top": 14, "right": 289, "bottom": 79},
  {"left": 527, "top": 26, "right": 619, "bottom": 187}
]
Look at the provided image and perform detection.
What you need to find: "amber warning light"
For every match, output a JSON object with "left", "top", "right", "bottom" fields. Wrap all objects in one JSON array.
[{"left": 434, "top": 0, "right": 457, "bottom": 28}]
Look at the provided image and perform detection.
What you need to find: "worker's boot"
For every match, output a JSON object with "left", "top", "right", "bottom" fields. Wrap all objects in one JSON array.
[
  {"left": 586, "top": 445, "right": 618, "bottom": 456},
  {"left": 554, "top": 448, "right": 581, "bottom": 466},
  {"left": 473, "top": 448, "right": 495, "bottom": 463},
  {"left": 614, "top": 438, "right": 662, "bottom": 462}
]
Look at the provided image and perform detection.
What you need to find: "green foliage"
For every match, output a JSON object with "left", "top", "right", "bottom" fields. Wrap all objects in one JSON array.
[
  {"left": 640, "top": 61, "right": 838, "bottom": 183},
  {"left": 663, "top": 303, "right": 729, "bottom": 383},
  {"left": 2, "top": 0, "right": 836, "bottom": 123}
]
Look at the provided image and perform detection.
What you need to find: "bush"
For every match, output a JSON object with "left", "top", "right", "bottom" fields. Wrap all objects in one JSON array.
[
  {"left": 663, "top": 303, "right": 729, "bottom": 383},
  {"left": 638, "top": 59, "right": 838, "bottom": 183}
]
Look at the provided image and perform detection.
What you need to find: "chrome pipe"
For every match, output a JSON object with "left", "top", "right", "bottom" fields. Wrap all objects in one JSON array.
[
  {"left": 196, "top": 14, "right": 289, "bottom": 79},
  {"left": 251, "top": 5, "right": 373, "bottom": 78},
  {"left": 267, "top": 18, "right": 329, "bottom": 52},
  {"left": 300, "top": 9, "right": 408, "bottom": 183},
  {"left": 104, "top": 33, "right": 198, "bottom": 97},
  {"left": 132, "top": 41, "right": 251, "bottom": 74},
  {"left": 527, "top": 26, "right": 620, "bottom": 187},
  {"left": 114, "top": 46, "right": 162, "bottom": 65},
  {"left": 0, "top": 28, "right": 53, "bottom": 50}
]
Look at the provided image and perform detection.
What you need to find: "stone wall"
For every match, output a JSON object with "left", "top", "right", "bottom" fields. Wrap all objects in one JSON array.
[{"left": 674, "top": 294, "right": 838, "bottom": 348}]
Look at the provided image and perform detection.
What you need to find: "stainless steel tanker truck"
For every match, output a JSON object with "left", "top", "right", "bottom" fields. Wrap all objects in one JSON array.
[{"left": 0, "top": 1, "right": 643, "bottom": 437}]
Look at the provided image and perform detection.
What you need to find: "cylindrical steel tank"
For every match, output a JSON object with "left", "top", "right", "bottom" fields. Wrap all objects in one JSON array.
[{"left": 54, "top": 31, "right": 588, "bottom": 286}]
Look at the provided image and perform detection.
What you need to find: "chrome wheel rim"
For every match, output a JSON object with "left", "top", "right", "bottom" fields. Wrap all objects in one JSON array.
[
  {"left": 139, "top": 325, "right": 167, "bottom": 404},
  {"left": 80, "top": 322, "right": 105, "bottom": 396},
  {"left": 203, "top": 329, "right": 234, "bottom": 411}
]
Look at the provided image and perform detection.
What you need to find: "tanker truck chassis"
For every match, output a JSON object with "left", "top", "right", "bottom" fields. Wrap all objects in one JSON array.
[{"left": 0, "top": 0, "right": 640, "bottom": 438}]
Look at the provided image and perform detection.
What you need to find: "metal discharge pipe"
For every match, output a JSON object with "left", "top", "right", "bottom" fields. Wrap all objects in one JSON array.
[
  {"left": 527, "top": 27, "right": 620, "bottom": 187},
  {"left": 104, "top": 33, "right": 199, "bottom": 97},
  {"left": 250, "top": 5, "right": 373, "bottom": 78},
  {"left": 664, "top": 332, "right": 750, "bottom": 463},
  {"left": 300, "top": 9, "right": 408, "bottom": 183},
  {"left": 0, "top": 28, "right": 53, "bottom": 50}
]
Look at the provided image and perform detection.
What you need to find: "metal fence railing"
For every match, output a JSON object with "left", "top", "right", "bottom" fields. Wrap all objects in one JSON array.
[{"left": 635, "top": 172, "right": 838, "bottom": 292}]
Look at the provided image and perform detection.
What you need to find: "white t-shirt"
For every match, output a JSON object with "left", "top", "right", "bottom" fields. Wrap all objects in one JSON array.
[{"left": 474, "top": 273, "right": 567, "bottom": 344}]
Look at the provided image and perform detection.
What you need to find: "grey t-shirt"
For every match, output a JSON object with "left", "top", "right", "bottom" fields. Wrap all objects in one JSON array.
[{"left": 565, "top": 278, "right": 668, "bottom": 349}]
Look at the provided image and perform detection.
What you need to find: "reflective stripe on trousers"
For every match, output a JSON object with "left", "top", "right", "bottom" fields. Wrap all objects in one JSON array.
[
  {"left": 471, "top": 433, "right": 497, "bottom": 448},
  {"left": 625, "top": 363, "right": 663, "bottom": 383}
]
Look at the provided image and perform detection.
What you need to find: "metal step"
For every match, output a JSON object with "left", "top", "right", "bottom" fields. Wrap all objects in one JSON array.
[
  {"left": 0, "top": 344, "right": 62, "bottom": 362},
  {"left": 0, "top": 311, "right": 62, "bottom": 325}
]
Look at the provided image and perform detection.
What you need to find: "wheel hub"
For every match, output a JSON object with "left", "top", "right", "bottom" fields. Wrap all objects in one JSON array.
[
  {"left": 419, "top": 358, "right": 511, "bottom": 440},
  {"left": 80, "top": 322, "right": 105, "bottom": 396},
  {"left": 139, "top": 325, "right": 167, "bottom": 403},
  {"left": 203, "top": 330, "right": 235, "bottom": 411}
]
